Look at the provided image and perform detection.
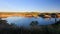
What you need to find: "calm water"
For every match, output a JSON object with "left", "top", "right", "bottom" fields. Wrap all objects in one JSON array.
[{"left": 2, "top": 16, "right": 60, "bottom": 27}]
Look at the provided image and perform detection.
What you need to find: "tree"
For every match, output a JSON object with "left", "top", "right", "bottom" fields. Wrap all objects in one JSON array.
[
  {"left": 50, "top": 13, "right": 57, "bottom": 23},
  {"left": 30, "top": 21, "right": 38, "bottom": 26},
  {"left": 38, "top": 14, "right": 44, "bottom": 18},
  {"left": 0, "top": 18, "right": 12, "bottom": 29},
  {"left": 30, "top": 21, "right": 39, "bottom": 30},
  {"left": 0, "top": 18, "right": 7, "bottom": 24}
]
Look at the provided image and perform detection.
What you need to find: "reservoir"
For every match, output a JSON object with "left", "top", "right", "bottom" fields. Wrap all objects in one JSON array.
[{"left": 2, "top": 16, "right": 60, "bottom": 27}]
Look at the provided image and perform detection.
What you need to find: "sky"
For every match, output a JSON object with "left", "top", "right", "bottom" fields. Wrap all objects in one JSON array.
[{"left": 0, "top": 0, "right": 60, "bottom": 12}]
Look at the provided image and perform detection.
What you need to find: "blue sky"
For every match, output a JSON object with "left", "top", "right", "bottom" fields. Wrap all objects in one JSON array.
[{"left": 0, "top": 0, "right": 60, "bottom": 12}]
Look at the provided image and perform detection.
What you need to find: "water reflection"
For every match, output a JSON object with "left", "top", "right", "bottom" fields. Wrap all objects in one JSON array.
[{"left": 4, "top": 16, "right": 60, "bottom": 27}]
